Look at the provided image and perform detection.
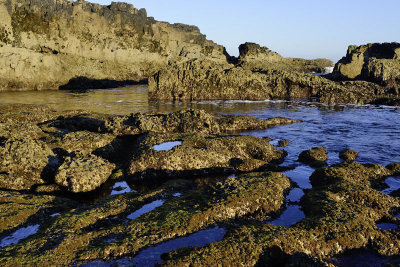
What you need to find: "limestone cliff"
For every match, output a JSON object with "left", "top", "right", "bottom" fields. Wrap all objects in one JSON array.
[
  {"left": 0, "top": 0, "right": 227, "bottom": 90},
  {"left": 332, "top": 42, "right": 400, "bottom": 84}
]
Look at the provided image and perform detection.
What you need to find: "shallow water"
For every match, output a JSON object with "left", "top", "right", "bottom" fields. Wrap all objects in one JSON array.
[
  {"left": 127, "top": 199, "right": 165, "bottom": 220},
  {"left": 381, "top": 177, "right": 400, "bottom": 195},
  {"left": 153, "top": 141, "right": 182, "bottom": 151},
  {"left": 0, "top": 225, "right": 40, "bottom": 248},
  {"left": 85, "top": 226, "right": 226, "bottom": 267}
]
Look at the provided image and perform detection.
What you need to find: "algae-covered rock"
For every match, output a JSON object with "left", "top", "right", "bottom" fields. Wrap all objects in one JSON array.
[
  {"left": 0, "top": 172, "right": 290, "bottom": 266},
  {"left": 0, "top": 138, "right": 55, "bottom": 190},
  {"left": 128, "top": 134, "right": 286, "bottom": 178},
  {"left": 104, "top": 109, "right": 300, "bottom": 136},
  {"left": 339, "top": 149, "right": 359, "bottom": 162},
  {"left": 55, "top": 152, "right": 115, "bottom": 193},
  {"left": 298, "top": 147, "right": 328, "bottom": 167},
  {"left": 386, "top": 163, "right": 400, "bottom": 176},
  {"left": 161, "top": 162, "right": 400, "bottom": 266},
  {"left": 149, "top": 57, "right": 396, "bottom": 105}
]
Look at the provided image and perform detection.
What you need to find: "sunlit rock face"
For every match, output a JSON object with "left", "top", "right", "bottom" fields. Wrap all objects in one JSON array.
[{"left": 0, "top": 0, "right": 227, "bottom": 91}]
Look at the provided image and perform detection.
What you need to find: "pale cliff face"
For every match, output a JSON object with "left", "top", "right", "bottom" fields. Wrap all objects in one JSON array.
[{"left": 0, "top": 0, "right": 226, "bottom": 91}]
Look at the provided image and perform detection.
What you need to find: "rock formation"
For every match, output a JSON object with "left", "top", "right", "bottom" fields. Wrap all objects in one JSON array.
[
  {"left": 238, "top": 42, "right": 333, "bottom": 73},
  {"left": 0, "top": 0, "right": 227, "bottom": 91},
  {"left": 332, "top": 42, "right": 400, "bottom": 84}
]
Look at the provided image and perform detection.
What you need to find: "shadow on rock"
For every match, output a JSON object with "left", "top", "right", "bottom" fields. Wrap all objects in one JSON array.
[{"left": 59, "top": 76, "right": 147, "bottom": 91}]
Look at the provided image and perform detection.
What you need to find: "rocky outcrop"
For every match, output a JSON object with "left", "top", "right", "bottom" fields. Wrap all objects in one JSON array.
[
  {"left": 149, "top": 56, "right": 400, "bottom": 105},
  {"left": 332, "top": 42, "right": 400, "bottom": 84},
  {"left": 0, "top": 0, "right": 227, "bottom": 91},
  {"left": 55, "top": 151, "right": 115, "bottom": 193},
  {"left": 238, "top": 42, "right": 333, "bottom": 73},
  {"left": 0, "top": 138, "right": 55, "bottom": 190},
  {"left": 298, "top": 147, "right": 328, "bottom": 167},
  {"left": 339, "top": 149, "right": 359, "bottom": 162},
  {"left": 128, "top": 134, "right": 287, "bottom": 179}
]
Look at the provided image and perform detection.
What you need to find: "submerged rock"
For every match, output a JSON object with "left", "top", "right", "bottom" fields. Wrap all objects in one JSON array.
[
  {"left": 55, "top": 152, "right": 115, "bottom": 193},
  {"left": 0, "top": 138, "right": 55, "bottom": 190},
  {"left": 339, "top": 149, "right": 359, "bottom": 162},
  {"left": 298, "top": 147, "right": 328, "bottom": 167},
  {"left": 128, "top": 134, "right": 287, "bottom": 179}
]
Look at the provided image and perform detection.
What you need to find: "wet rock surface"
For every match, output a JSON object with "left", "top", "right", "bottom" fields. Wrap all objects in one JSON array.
[
  {"left": 149, "top": 57, "right": 399, "bottom": 105},
  {"left": 339, "top": 149, "right": 359, "bottom": 162},
  {"left": 298, "top": 147, "right": 328, "bottom": 167},
  {"left": 1, "top": 103, "right": 400, "bottom": 266}
]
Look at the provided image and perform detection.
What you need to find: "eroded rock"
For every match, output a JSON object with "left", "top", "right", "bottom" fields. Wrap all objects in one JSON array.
[
  {"left": 128, "top": 134, "right": 287, "bottom": 179},
  {"left": 339, "top": 149, "right": 359, "bottom": 162},
  {"left": 298, "top": 147, "right": 328, "bottom": 167},
  {"left": 0, "top": 138, "right": 55, "bottom": 190},
  {"left": 55, "top": 152, "right": 115, "bottom": 193}
]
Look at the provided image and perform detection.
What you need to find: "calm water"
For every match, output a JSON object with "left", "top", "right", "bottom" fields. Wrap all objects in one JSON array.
[{"left": 2, "top": 86, "right": 400, "bottom": 265}]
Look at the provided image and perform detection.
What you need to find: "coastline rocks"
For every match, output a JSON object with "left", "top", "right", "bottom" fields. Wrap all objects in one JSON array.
[
  {"left": 149, "top": 57, "right": 397, "bottom": 105},
  {"left": 298, "top": 147, "right": 328, "bottom": 167},
  {"left": 0, "top": 138, "right": 55, "bottom": 190},
  {"left": 55, "top": 152, "right": 115, "bottom": 193},
  {"left": 238, "top": 42, "right": 333, "bottom": 73},
  {"left": 105, "top": 109, "right": 300, "bottom": 136},
  {"left": 128, "top": 134, "right": 287, "bottom": 179},
  {"left": 332, "top": 42, "right": 400, "bottom": 84},
  {"left": 277, "top": 139, "right": 291, "bottom": 147},
  {"left": 339, "top": 149, "right": 359, "bottom": 162},
  {"left": 0, "top": 0, "right": 226, "bottom": 91}
]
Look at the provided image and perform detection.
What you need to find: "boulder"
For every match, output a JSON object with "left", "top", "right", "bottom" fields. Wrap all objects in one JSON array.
[
  {"left": 128, "top": 134, "right": 287, "bottom": 178},
  {"left": 339, "top": 149, "right": 359, "bottom": 162},
  {"left": 298, "top": 147, "right": 328, "bottom": 167},
  {"left": 55, "top": 152, "right": 115, "bottom": 193},
  {"left": 0, "top": 138, "right": 55, "bottom": 190}
]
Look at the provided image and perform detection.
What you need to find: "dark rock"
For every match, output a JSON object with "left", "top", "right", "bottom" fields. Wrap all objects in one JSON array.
[
  {"left": 298, "top": 147, "right": 328, "bottom": 167},
  {"left": 277, "top": 139, "right": 291, "bottom": 147},
  {"left": 386, "top": 163, "right": 400, "bottom": 176},
  {"left": 339, "top": 149, "right": 359, "bottom": 162},
  {"left": 54, "top": 151, "right": 115, "bottom": 193}
]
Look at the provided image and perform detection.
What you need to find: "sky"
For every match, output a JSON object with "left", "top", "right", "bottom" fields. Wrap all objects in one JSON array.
[{"left": 90, "top": 0, "right": 400, "bottom": 62}]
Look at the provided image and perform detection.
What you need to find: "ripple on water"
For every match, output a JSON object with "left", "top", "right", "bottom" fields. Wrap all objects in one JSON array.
[
  {"left": 0, "top": 225, "right": 40, "bottom": 248},
  {"left": 381, "top": 177, "right": 400, "bottom": 195},
  {"left": 84, "top": 226, "right": 226, "bottom": 267},
  {"left": 127, "top": 200, "right": 165, "bottom": 220},
  {"left": 153, "top": 141, "right": 182, "bottom": 151}
]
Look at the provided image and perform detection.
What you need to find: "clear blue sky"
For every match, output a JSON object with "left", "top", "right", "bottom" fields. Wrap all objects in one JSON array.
[{"left": 90, "top": 0, "right": 400, "bottom": 62}]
